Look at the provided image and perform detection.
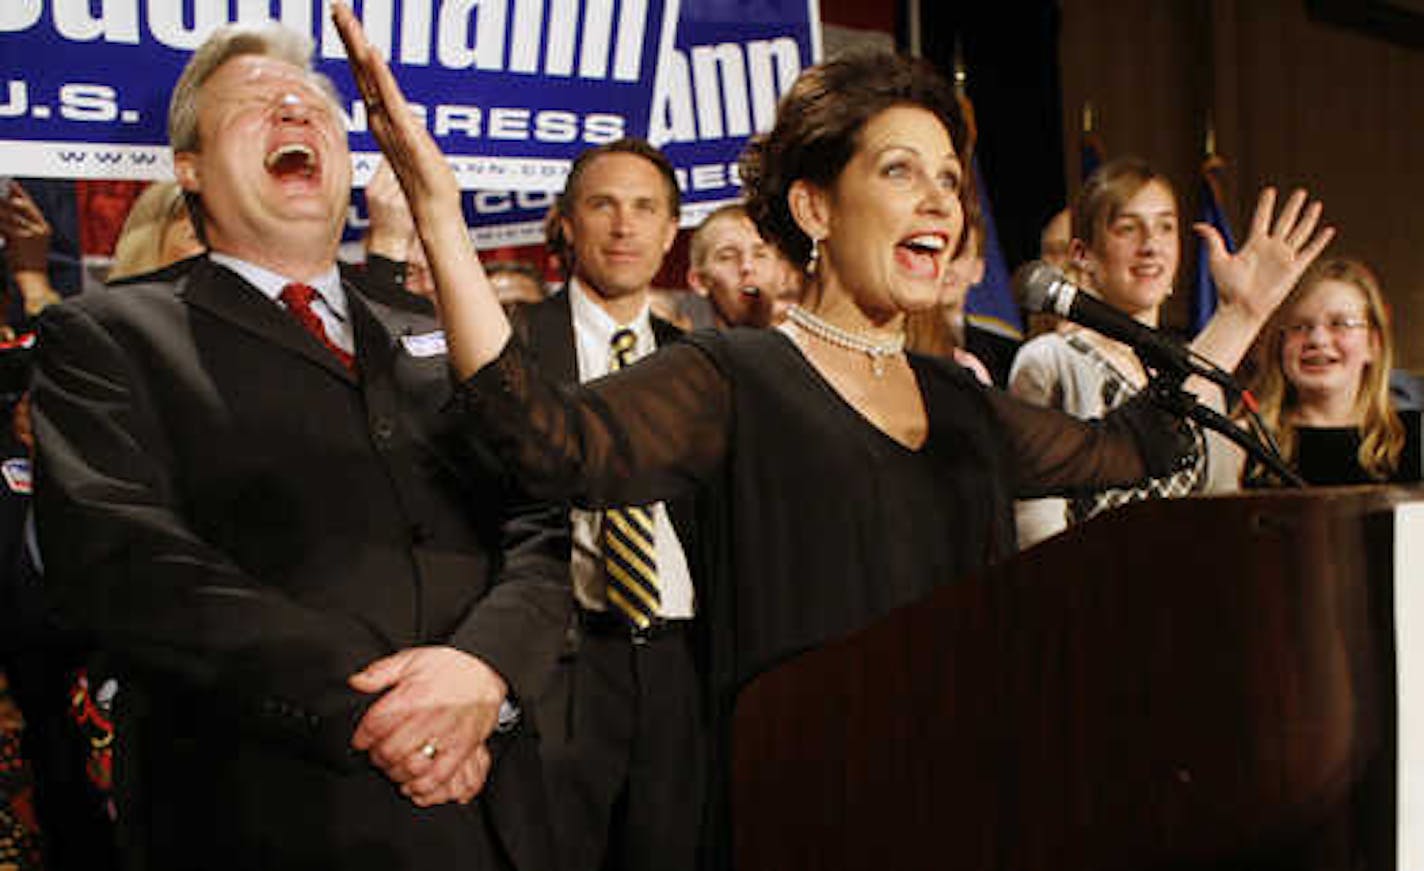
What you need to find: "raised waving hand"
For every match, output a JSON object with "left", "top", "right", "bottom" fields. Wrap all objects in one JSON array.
[
  {"left": 1198, "top": 187, "right": 1334, "bottom": 322},
  {"left": 1188, "top": 186, "right": 1335, "bottom": 378},
  {"left": 333, "top": 3, "right": 511, "bottom": 376}
]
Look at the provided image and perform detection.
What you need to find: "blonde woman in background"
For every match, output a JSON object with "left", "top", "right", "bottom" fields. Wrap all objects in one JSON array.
[
  {"left": 1243, "top": 257, "right": 1419, "bottom": 486},
  {"left": 107, "top": 181, "right": 203, "bottom": 283}
]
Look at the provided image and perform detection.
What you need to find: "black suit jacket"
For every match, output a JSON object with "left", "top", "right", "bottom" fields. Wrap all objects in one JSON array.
[
  {"left": 31, "top": 257, "right": 570, "bottom": 871},
  {"left": 110, "top": 254, "right": 436, "bottom": 317}
]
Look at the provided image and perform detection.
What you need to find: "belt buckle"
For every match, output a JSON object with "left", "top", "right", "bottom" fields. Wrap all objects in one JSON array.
[{"left": 630, "top": 617, "right": 663, "bottom": 645}]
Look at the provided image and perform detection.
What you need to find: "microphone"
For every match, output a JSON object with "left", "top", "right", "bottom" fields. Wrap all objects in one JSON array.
[{"left": 1013, "top": 260, "right": 1236, "bottom": 394}]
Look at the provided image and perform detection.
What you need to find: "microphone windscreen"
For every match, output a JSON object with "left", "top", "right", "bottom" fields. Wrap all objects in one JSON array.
[{"left": 1012, "top": 260, "right": 1063, "bottom": 313}]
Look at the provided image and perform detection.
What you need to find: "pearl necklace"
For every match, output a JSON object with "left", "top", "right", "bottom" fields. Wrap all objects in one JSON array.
[{"left": 786, "top": 305, "right": 906, "bottom": 377}]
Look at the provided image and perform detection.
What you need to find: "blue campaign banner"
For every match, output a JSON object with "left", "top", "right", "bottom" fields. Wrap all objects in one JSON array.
[
  {"left": 0, "top": 0, "right": 818, "bottom": 225},
  {"left": 343, "top": 186, "right": 559, "bottom": 249},
  {"left": 651, "top": 0, "right": 818, "bottom": 216}
]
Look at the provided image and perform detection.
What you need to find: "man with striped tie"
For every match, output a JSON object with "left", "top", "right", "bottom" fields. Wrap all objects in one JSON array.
[{"left": 513, "top": 138, "right": 706, "bottom": 871}]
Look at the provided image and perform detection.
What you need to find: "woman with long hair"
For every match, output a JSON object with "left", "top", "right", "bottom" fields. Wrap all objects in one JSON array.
[
  {"left": 107, "top": 181, "right": 203, "bottom": 283},
  {"left": 1245, "top": 257, "right": 1418, "bottom": 485}
]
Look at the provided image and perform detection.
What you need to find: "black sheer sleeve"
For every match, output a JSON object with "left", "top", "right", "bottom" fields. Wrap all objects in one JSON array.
[
  {"left": 986, "top": 386, "right": 1196, "bottom": 499},
  {"left": 453, "top": 334, "right": 732, "bottom": 508}
]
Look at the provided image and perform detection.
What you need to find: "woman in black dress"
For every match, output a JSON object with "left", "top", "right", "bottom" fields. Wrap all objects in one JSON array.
[
  {"left": 1245, "top": 257, "right": 1420, "bottom": 485},
  {"left": 333, "top": 6, "right": 1333, "bottom": 812}
]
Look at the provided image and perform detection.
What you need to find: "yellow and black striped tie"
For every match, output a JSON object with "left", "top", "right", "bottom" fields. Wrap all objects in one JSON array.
[{"left": 602, "top": 327, "right": 660, "bottom": 628}]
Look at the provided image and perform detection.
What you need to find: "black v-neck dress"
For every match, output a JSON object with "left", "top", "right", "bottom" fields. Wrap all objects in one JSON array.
[{"left": 458, "top": 327, "right": 1189, "bottom": 700}]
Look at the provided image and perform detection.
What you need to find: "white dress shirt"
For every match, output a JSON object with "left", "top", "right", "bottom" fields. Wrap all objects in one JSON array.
[
  {"left": 567, "top": 278, "right": 696, "bottom": 620},
  {"left": 209, "top": 253, "right": 352, "bottom": 354}
]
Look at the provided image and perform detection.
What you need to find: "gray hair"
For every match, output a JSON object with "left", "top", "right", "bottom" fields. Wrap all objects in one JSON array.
[
  {"left": 167, "top": 23, "right": 342, "bottom": 238},
  {"left": 168, "top": 22, "right": 335, "bottom": 152}
]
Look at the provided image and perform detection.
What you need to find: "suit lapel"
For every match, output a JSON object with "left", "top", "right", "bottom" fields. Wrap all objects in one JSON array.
[
  {"left": 348, "top": 287, "right": 404, "bottom": 386},
  {"left": 651, "top": 314, "right": 684, "bottom": 348},
  {"left": 180, "top": 258, "right": 358, "bottom": 384},
  {"left": 523, "top": 290, "right": 580, "bottom": 383}
]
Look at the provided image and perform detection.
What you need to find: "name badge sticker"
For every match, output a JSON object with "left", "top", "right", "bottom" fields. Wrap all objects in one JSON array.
[
  {"left": 2, "top": 457, "right": 32, "bottom": 495},
  {"left": 400, "top": 331, "right": 448, "bottom": 358}
]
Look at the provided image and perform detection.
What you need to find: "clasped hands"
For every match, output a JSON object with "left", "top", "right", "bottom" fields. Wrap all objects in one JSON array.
[{"left": 349, "top": 645, "right": 508, "bottom": 808}]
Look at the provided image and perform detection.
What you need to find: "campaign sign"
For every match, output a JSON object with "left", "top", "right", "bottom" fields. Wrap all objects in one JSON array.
[
  {"left": 1, "top": 0, "right": 817, "bottom": 243},
  {"left": 0, "top": 0, "right": 674, "bottom": 187},
  {"left": 652, "top": 0, "right": 818, "bottom": 216}
]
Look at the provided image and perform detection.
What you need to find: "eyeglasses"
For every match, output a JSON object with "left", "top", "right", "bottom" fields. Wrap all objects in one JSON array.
[{"left": 1281, "top": 316, "right": 1372, "bottom": 338}]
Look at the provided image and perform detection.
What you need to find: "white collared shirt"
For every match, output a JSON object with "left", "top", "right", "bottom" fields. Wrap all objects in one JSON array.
[
  {"left": 567, "top": 278, "right": 696, "bottom": 620},
  {"left": 209, "top": 253, "right": 353, "bottom": 354}
]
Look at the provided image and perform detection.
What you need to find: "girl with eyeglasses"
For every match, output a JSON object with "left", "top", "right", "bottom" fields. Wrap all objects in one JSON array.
[{"left": 1244, "top": 257, "right": 1421, "bottom": 485}]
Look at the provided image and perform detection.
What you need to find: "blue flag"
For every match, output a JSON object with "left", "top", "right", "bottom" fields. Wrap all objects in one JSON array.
[
  {"left": 1080, "top": 101, "right": 1104, "bottom": 182},
  {"left": 964, "top": 158, "right": 1023, "bottom": 340},
  {"left": 1081, "top": 131, "right": 1104, "bottom": 183},
  {"left": 1191, "top": 156, "right": 1236, "bottom": 335}
]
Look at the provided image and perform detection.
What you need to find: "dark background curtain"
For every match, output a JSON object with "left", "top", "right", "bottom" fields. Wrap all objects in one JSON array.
[{"left": 912, "top": 1, "right": 1068, "bottom": 275}]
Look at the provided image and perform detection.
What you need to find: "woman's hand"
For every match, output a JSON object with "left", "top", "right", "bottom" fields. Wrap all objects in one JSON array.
[
  {"left": 0, "top": 182, "right": 64, "bottom": 315},
  {"left": 1187, "top": 187, "right": 1334, "bottom": 385},
  {"left": 0, "top": 181, "right": 53, "bottom": 276},
  {"left": 333, "top": 2, "right": 512, "bottom": 376},
  {"left": 332, "top": 4, "right": 459, "bottom": 223},
  {"left": 1196, "top": 187, "right": 1334, "bottom": 325}
]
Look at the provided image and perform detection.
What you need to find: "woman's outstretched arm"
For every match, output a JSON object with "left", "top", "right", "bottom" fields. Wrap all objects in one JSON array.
[
  {"left": 334, "top": 4, "right": 509, "bottom": 379},
  {"left": 335, "top": 4, "right": 732, "bottom": 505}
]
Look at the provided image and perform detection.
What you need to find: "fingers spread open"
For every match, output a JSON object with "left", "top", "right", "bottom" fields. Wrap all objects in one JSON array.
[
  {"left": 1269, "top": 188, "right": 1308, "bottom": 239},
  {"left": 1299, "top": 224, "right": 1337, "bottom": 266},
  {"left": 1248, "top": 186, "right": 1276, "bottom": 242},
  {"left": 1192, "top": 222, "right": 1228, "bottom": 265},
  {"left": 1284, "top": 200, "right": 1323, "bottom": 250}
]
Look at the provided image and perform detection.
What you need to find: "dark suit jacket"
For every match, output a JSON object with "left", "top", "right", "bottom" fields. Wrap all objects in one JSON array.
[
  {"left": 110, "top": 254, "right": 436, "bottom": 317},
  {"left": 31, "top": 257, "right": 570, "bottom": 871}
]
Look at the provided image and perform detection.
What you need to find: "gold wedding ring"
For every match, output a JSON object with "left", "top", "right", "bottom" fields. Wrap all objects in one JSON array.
[{"left": 419, "top": 738, "right": 439, "bottom": 760}]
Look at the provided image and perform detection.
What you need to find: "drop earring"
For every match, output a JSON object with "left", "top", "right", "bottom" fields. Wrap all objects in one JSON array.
[{"left": 806, "top": 237, "right": 822, "bottom": 278}]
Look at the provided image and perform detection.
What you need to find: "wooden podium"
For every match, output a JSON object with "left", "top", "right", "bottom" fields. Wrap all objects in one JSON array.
[{"left": 731, "top": 488, "right": 1422, "bottom": 870}]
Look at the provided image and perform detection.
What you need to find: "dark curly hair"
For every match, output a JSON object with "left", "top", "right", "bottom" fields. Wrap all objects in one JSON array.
[{"left": 739, "top": 51, "right": 972, "bottom": 271}]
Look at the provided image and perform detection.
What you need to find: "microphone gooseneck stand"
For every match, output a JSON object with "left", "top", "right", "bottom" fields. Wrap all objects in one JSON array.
[{"left": 1142, "top": 363, "right": 1307, "bottom": 490}]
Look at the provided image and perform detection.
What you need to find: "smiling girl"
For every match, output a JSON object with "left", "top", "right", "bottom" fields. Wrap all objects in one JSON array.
[
  {"left": 1245, "top": 258, "right": 1420, "bottom": 485},
  {"left": 1009, "top": 157, "right": 1284, "bottom": 547}
]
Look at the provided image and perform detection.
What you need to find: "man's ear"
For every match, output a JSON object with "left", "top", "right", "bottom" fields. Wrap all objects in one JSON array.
[
  {"left": 1068, "top": 238, "right": 1096, "bottom": 277},
  {"left": 787, "top": 179, "right": 830, "bottom": 246},
  {"left": 657, "top": 213, "right": 678, "bottom": 257},
  {"left": 174, "top": 151, "right": 201, "bottom": 193},
  {"left": 687, "top": 266, "right": 708, "bottom": 297},
  {"left": 558, "top": 212, "right": 576, "bottom": 252}
]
